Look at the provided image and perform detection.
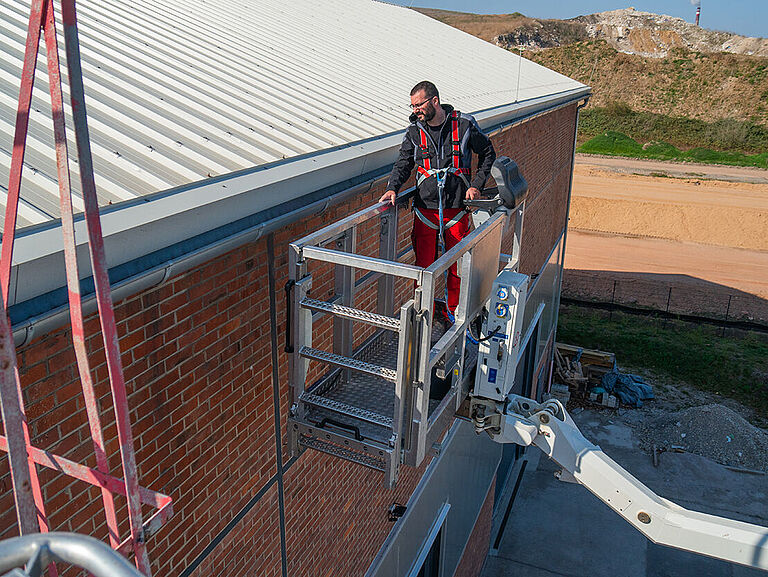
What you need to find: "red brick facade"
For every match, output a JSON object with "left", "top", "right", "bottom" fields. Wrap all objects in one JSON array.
[
  {"left": 454, "top": 479, "right": 496, "bottom": 577},
  {"left": 0, "top": 102, "right": 578, "bottom": 576}
]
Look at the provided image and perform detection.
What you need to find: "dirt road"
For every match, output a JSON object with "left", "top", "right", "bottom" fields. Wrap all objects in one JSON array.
[
  {"left": 564, "top": 231, "right": 768, "bottom": 298},
  {"left": 575, "top": 154, "right": 768, "bottom": 185},
  {"left": 565, "top": 158, "right": 768, "bottom": 311}
]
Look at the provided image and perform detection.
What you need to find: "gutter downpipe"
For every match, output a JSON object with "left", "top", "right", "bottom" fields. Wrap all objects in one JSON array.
[
  {"left": 12, "top": 89, "right": 590, "bottom": 349},
  {"left": 548, "top": 95, "right": 591, "bottom": 395}
]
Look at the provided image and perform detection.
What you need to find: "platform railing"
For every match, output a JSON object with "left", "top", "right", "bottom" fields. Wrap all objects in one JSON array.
[
  {"left": 406, "top": 210, "right": 509, "bottom": 464},
  {"left": 286, "top": 188, "right": 521, "bottom": 481}
]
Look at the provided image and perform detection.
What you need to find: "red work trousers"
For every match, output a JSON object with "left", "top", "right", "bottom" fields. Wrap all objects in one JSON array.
[{"left": 411, "top": 208, "right": 471, "bottom": 313}]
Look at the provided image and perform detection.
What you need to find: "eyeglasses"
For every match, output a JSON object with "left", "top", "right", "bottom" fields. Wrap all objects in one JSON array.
[{"left": 410, "top": 96, "right": 434, "bottom": 110}]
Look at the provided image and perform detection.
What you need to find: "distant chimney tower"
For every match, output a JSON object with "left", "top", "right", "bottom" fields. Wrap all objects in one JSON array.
[{"left": 695, "top": 5, "right": 701, "bottom": 26}]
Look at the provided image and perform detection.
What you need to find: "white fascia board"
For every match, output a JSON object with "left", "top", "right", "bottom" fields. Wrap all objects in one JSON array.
[{"left": 9, "top": 86, "right": 590, "bottom": 307}]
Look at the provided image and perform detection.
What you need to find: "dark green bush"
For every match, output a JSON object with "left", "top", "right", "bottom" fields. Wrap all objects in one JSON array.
[{"left": 579, "top": 131, "right": 644, "bottom": 156}]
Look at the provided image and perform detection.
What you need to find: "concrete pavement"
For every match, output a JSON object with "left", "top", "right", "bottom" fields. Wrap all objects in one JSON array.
[{"left": 481, "top": 408, "right": 768, "bottom": 577}]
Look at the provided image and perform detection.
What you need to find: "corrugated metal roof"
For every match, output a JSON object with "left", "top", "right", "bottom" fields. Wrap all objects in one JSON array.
[{"left": 1, "top": 0, "right": 586, "bottom": 230}]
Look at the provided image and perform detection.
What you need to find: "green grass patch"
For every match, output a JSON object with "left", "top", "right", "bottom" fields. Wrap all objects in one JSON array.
[
  {"left": 642, "top": 141, "right": 680, "bottom": 157},
  {"left": 557, "top": 305, "right": 768, "bottom": 418},
  {"left": 579, "top": 131, "right": 644, "bottom": 156},
  {"left": 578, "top": 131, "right": 768, "bottom": 168},
  {"left": 579, "top": 106, "right": 768, "bottom": 154}
]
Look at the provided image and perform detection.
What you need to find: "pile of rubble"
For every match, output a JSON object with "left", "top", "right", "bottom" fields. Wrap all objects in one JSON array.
[
  {"left": 494, "top": 8, "right": 768, "bottom": 58},
  {"left": 494, "top": 20, "right": 586, "bottom": 51},
  {"left": 552, "top": 343, "right": 653, "bottom": 409},
  {"left": 640, "top": 404, "right": 768, "bottom": 471},
  {"left": 574, "top": 8, "right": 768, "bottom": 58}
]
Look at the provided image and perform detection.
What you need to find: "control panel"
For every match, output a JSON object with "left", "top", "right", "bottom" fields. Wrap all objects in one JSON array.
[{"left": 473, "top": 270, "right": 528, "bottom": 401}]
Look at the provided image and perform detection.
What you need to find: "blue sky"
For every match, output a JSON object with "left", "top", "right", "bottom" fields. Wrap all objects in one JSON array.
[{"left": 394, "top": 1, "right": 767, "bottom": 39}]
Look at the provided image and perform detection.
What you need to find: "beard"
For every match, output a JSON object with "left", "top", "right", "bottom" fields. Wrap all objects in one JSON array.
[{"left": 418, "top": 102, "right": 436, "bottom": 122}]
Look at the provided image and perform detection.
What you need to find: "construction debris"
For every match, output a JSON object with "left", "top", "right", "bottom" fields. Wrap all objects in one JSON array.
[
  {"left": 554, "top": 343, "right": 652, "bottom": 408},
  {"left": 554, "top": 343, "right": 613, "bottom": 396},
  {"left": 599, "top": 370, "right": 654, "bottom": 407}
]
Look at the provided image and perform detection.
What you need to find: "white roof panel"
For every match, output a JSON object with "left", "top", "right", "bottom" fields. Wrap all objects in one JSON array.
[{"left": 1, "top": 0, "right": 586, "bottom": 229}]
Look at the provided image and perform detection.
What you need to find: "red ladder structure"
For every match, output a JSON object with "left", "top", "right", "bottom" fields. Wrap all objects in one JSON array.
[{"left": 0, "top": 0, "right": 172, "bottom": 574}]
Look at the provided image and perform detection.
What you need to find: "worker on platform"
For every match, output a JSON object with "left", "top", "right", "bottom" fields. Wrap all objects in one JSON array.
[{"left": 379, "top": 81, "right": 496, "bottom": 320}]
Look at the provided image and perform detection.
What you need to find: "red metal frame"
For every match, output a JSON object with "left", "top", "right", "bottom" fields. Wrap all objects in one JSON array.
[{"left": 0, "top": 1, "right": 172, "bottom": 574}]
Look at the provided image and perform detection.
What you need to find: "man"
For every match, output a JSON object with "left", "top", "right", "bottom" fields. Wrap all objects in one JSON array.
[{"left": 380, "top": 81, "right": 496, "bottom": 317}]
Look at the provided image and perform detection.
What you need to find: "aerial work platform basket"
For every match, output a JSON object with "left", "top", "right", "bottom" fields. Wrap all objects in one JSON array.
[{"left": 286, "top": 159, "right": 527, "bottom": 486}]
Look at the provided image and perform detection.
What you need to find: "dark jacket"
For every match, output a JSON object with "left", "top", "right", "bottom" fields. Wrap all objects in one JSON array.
[{"left": 386, "top": 104, "right": 496, "bottom": 210}]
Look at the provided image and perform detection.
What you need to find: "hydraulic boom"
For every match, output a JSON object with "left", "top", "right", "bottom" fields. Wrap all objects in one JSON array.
[{"left": 469, "top": 394, "right": 768, "bottom": 571}]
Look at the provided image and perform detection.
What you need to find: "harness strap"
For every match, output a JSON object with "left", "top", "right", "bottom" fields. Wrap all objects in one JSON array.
[
  {"left": 419, "top": 128, "right": 431, "bottom": 171},
  {"left": 416, "top": 112, "right": 469, "bottom": 186},
  {"left": 416, "top": 167, "right": 471, "bottom": 188},
  {"left": 451, "top": 111, "right": 460, "bottom": 170},
  {"left": 413, "top": 207, "right": 466, "bottom": 231}
]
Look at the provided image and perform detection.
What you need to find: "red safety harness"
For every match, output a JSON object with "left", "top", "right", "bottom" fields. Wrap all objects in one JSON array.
[
  {"left": 413, "top": 110, "right": 470, "bottom": 231},
  {"left": 415, "top": 110, "right": 471, "bottom": 184}
]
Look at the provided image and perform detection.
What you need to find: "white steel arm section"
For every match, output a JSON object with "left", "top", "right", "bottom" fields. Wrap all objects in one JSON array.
[{"left": 471, "top": 395, "right": 768, "bottom": 571}]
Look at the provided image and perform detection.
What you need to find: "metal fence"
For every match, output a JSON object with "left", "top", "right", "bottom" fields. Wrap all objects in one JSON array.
[{"left": 562, "top": 271, "right": 768, "bottom": 329}]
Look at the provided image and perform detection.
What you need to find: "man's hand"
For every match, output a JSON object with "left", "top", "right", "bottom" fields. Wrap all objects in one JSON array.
[
  {"left": 379, "top": 190, "right": 396, "bottom": 205},
  {"left": 465, "top": 187, "right": 481, "bottom": 201}
]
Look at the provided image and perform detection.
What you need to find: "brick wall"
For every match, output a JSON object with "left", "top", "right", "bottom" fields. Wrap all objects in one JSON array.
[
  {"left": 0, "top": 102, "right": 577, "bottom": 576},
  {"left": 454, "top": 478, "right": 496, "bottom": 577}
]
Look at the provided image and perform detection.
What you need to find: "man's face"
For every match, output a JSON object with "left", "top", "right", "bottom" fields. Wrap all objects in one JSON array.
[{"left": 410, "top": 90, "right": 437, "bottom": 122}]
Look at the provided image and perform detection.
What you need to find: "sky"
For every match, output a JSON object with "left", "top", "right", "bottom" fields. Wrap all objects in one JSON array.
[{"left": 391, "top": 1, "right": 767, "bottom": 39}]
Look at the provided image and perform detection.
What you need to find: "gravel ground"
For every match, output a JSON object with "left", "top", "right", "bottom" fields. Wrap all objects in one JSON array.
[
  {"left": 638, "top": 403, "right": 768, "bottom": 472},
  {"left": 567, "top": 370, "right": 768, "bottom": 472}
]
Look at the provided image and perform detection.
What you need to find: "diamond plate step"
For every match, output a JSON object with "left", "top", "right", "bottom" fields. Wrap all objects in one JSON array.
[
  {"left": 298, "top": 434, "right": 387, "bottom": 471},
  {"left": 300, "top": 346, "right": 397, "bottom": 382},
  {"left": 300, "top": 298, "right": 400, "bottom": 331},
  {"left": 300, "top": 392, "right": 393, "bottom": 428}
]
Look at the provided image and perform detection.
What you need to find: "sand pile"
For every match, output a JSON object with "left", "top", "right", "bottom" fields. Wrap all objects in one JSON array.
[
  {"left": 568, "top": 167, "right": 768, "bottom": 251},
  {"left": 569, "top": 196, "right": 768, "bottom": 251},
  {"left": 641, "top": 404, "right": 768, "bottom": 471}
]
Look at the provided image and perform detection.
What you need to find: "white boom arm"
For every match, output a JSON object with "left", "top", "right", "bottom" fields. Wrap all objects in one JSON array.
[{"left": 470, "top": 394, "right": 768, "bottom": 571}]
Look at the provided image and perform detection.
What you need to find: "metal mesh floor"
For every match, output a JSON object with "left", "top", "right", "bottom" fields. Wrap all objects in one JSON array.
[
  {"left": 313, "top": 333, "right": 399, "bottom": 419},
  {"left": 302, "top": 323, "right": 478, "bottom": 445}
]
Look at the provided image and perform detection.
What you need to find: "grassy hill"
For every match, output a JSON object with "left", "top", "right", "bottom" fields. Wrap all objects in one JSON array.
[
  {"left": 417, "top": 8, "right": 768, "bottom": 161},
  {"left": 528, "top": 40, "right": 768, "bottom": 128},
  {"left": 577, "top": 102, "right": 768, "bottom": 155},
  {"left": 413, "top": 8, "right": 529, "bottom": 43}
]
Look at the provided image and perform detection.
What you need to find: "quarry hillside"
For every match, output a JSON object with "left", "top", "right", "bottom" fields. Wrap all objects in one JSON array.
[{"left": 416, "top": 8, "right": 768, "bottom": 127}]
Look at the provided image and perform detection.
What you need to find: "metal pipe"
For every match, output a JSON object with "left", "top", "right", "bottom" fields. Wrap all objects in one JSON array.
[
  {"left": 1, "top": 0, "right": 56, "bottom": 546},
  {"left": 550, "top": 97, "right": 590, "bottom": 396},
  {"left": 43, "top": 0, "right": 119, "bottom": 547},
  {"left": 301, "top": 246, "right": 423, "bottom": 281},
  {"left": 0, "top": 533, "right": 143, "bottom": 577},
  {"left": 0, "top": 292, "right": 38, "bottom": 536}
]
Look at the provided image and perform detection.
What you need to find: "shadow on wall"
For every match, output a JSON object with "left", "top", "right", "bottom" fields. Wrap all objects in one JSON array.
[{"left": 562, "top": 269, "right": 768, "bottom": 328}]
